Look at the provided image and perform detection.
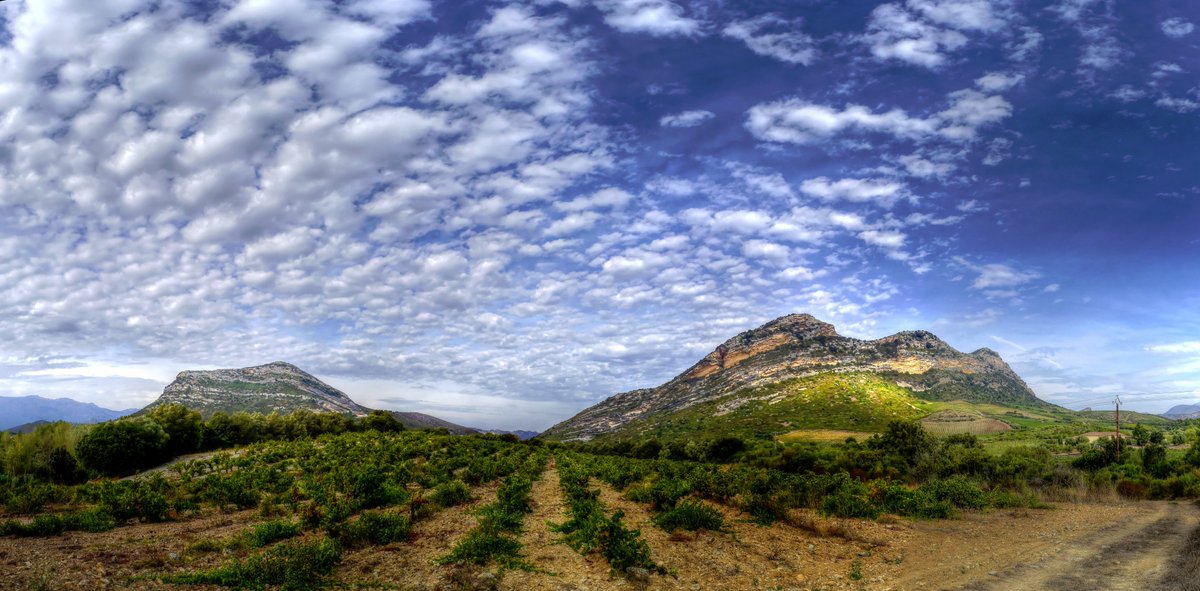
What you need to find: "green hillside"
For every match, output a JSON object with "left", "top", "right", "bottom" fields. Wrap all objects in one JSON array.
[{"left": 587, "top": 373, "right": 932, "bottom": 443}]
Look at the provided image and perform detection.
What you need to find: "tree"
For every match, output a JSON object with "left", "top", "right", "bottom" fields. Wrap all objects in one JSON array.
[
  {"left": 1130, "top": 424, "right": 1150, "bottom": 447},
  {"left": 76, "top": 418, "right": 169, "bottom": 476},
  {"left": 869, "top": 420, "right": 936, "bottom": 472},
  {"left": 146, "top": 403, "right": 203, "bottom": 456},
  {"left": 361, "top": 410, "right": 404, "bottom": 433}
]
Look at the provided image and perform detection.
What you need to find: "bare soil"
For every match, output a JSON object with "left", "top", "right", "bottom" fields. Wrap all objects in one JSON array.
[{"left": 2, "top": 469, "right": 1199, "bottom": 591}]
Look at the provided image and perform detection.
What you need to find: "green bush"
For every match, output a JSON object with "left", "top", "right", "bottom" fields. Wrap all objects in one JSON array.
[
  {"left": 82, "top": 478, "right": 171, "bottom": 522},
  {"left": 597, "top": 511, "right": 665, "bottom": 574},
  {"left": 245, "top": 520, "right": 300, "bottom": 548},
  {"left": 0, "top": 508, "right": 116, "bottom": 537},
  {"left": 76, "top": 418, "right": 169, "bottom": 476},
  {"left": 430, "top": 480, "right": 471, "bottom": 508},
  {"left": 436, "top": 528, "right": 526, "bottom": 569},
  {"left": 334, "top": 510, "right": 410, "bottom": 547},
  {"left": 146, "top": 404, "right": 204, "bottom": 457},
  {"left": 166, "top": 536, "right": 341, "bottom": 591},
  {"left": 652, "top": 498, "right": 724, "bottom": 532}
]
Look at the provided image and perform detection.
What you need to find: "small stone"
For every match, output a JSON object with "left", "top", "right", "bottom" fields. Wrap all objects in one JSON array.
[
  {"left": 625, "top": 567, "right": 650, "bottom": 582},
  {"left": 168, "top": 552, "right": 180, "bottom": 561}
]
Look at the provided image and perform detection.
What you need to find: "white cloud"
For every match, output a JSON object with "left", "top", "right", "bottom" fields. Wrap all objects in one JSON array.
[
  {"left": 594, "top": 0, "right": 701, "bottom": 37},
  {"left": 745, "top": 84, "right": 1011, "bottom": 145},
  {"left": 800, "top": 177, "right": 907, "bottom": 207},
  {"left": 966, "top": 262, "right": 1040, "bottom": 289},
  {"left": 660, "top": 110, "right": 715, "bottom": 127},
  {"left": 723, "top": 14, "right": 817, "bottom": 65},
  {"left": 858, "top": 229, "right": 907, "bottom": 249},
  {"left": 975, "top": 72, "right": 1024, "bottom": 92},
  {"left": 863, "top": 0, "right": 1008, "bottom": 69},
  {"left": 1156, "top": 97, "right": 1200, "bottom": 113},
  {"left": 1146, "top": 342, "right": 1200, "bottom": 354},
  {"left": 1161, "top": 18, "right": 1195, "bottom": 38}
]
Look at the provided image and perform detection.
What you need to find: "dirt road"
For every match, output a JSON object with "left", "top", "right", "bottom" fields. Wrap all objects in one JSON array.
[{"left": 954, "top": 501, "right": 1200, "bottom": 591}]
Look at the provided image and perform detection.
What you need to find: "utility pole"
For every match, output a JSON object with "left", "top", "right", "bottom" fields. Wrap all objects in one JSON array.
[{"left": 1114, "top": 396, "right": 1122, "bottom": 462}]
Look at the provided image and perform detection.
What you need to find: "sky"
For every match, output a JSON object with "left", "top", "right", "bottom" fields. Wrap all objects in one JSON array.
[{"left": 0, "top": 0, "right": 1198, "bottom": 431}]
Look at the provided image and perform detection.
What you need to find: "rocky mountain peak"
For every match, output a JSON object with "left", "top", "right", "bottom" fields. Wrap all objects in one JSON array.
[
  {"left": 148, "top": 361, "right": 369, "bottom": 418},
  {"left": 540, "top": 312, "right": 1049, "bottom": 442}
]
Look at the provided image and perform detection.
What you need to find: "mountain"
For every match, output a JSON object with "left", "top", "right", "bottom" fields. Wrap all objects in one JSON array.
[
  {"left": 480, "top": 429, "right": 540, "bottom": 440},
  {"left": 144, "top": 361, "right": 371, "bottom": 417},
  {"left": 540, "top": 313, "right": 1051, "bottom": 442},
  {"left": 142, "top": 361, "right": 478, "bottom": 433},
  {"left": 1163, "top": 404, "right": 1200, "bottom": 420},
  {"left": 389, "top": 411, "right": 478, "bottom": 435},
  {"left": 0, "top": 395, "right": 136, "bottom": 431}
]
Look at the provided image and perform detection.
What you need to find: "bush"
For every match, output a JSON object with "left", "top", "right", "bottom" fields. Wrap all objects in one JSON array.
[
  {"left": 597, "top": 511, "right": 665, "bottom": 574},
  {"left": 923, "top": 476, "right": 988, "bottom": 510},
  {"left": 436, "top": 528, "right": 526, "bottom": 569},
  {"left": 83, "top": 478, "right": 172, "bottom": 522},
  {"left": 334, "top": 510, "right": 410, "bottom": 547},
  {"left": 166, "top": 536, "right": 342, "bottom": 591},
  {"left": 246, "top": 520, "right": 300, "bottom": 548},
  {"left": 652, "top": 498, "right": 724, "bottom": 532},
  {"left": 430, "top": 480, "right": 471, "bottom": 508},
  {"left": 0, "top": 508, "right": 116, "bottom": 537},
  {"left": 360, "top": 410, "right": 404, "bottom": 433},
  {"left": 76, "top": 418, "right": 169, "bottom": 476}
]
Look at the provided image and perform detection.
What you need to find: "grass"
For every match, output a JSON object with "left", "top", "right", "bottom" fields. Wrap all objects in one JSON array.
[{"left": 777, "top": 429, "right": 879, "bottom": 443}]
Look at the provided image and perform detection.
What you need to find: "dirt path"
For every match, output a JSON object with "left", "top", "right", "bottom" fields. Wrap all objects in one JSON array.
[
  {"left": 954, "top": 501, "right": 1200, "bottom": 591},
  {"left": 501, "top": 464, "right": 616, "bottom": 591}
]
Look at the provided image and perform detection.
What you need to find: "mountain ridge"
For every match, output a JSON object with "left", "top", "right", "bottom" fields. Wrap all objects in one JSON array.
[
  {"left": 143, "top": 361, "right": 477, "bottom": 433},
  {"left": 0, "top": 395, "right": 137, "bottom": 431},
  {"left": 540, "top": 313, "right": 1050, "bottom": 442}
]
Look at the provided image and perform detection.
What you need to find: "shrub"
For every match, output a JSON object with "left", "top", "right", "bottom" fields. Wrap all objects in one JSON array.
[
  {"left": 923, "top": 476, "right": 988, "bottom": 510},
  {"left": 334, "top": 510, "right": 410, "bottom": 548},
  {"left": 430, "top": 480, "right": 471, "bottom": 508},
  {"left": 76, "top": 418, "right": 169, "bottom": 476},
  {"left": 0, "top": 508, "right": 116, "bottom": 537},
  {"left": 83, "top": 478, "right": 172, "bottom": 522},
  {"left": 360, "top": 411, "right": 404, "bottom": 433},
  {"left": 436, "top": 528, "right": 526, "bottom": 569},
  {"left": 245, "top": 520, "right": 300, "bottom": 548},
  {"left": 652, "top": 498, "right": 724, "bottom": 532},
  {"left": 166, "top": 536, "right": 341, "bottom": 591},
  {"left": 597, "top": 511, "right": 665, "bottom": 575}
]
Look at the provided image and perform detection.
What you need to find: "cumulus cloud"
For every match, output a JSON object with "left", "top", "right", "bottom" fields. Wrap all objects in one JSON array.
[
  {"left": 800, "top": 177, "right": 908, "bottom": 207},
  {"left": 863, "top": 0, "right": 1009, "bottom": 68},
  {"left": 1161, "top": 18, "right": 1195, "bottom": 38},
  {"left": 660, "top": 110, "right": 715, "bottom": 127},
  {"left": 723, "top": 14, "right": 817, "bottom": 65},
  {"left": 745, "top": 84, "right": 1011, "bottom": 146},
  {"left": 594, "top": 0, "right": 702, "bottom": 37}
]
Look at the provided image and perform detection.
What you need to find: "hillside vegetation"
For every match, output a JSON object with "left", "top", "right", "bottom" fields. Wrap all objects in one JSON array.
[{"left": 3, "top": 407, "right": 1200, "bottom": 589}]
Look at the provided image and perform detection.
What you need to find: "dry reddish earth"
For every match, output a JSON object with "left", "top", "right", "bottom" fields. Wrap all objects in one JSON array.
[{"left": 2, "top": 466, "right": 1198, "bottom": 591}]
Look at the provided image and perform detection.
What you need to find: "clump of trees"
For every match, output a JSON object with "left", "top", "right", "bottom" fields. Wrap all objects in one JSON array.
[{"left": 1, "top": 404, "right": 409, "bottom": 480}]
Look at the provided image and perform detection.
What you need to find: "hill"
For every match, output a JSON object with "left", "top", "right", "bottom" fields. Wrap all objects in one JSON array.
[
  {"left": 389, "top": 411, "right": 478, "bottom": 435},
  {"left": 1078, "top": 409, "right": 1175, "bottom": 426},
  {"left": 540, "top": 313, "right": 1055, "bottom": 442},
  {"left": 142, "top": 361, "right": 476, "bottom": 433},
  {"left": 1163, "top": 404, "right": 1200, "bottom": 420},
  {"left": 0, "top": 395, "right": 136, "bottom": 431}
]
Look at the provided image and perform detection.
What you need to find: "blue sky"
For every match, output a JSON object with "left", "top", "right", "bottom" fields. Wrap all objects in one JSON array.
[{"left": 0, "top": 0, "right": 1197, "bottom": 430}]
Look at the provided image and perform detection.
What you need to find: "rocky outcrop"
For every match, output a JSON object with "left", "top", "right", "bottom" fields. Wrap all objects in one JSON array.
[
  {"left": 540, "top": 313, "right": 1047, "bottom": 441},
  {"left": 145, "top": 361, "right": 370, "bottom": 418}
]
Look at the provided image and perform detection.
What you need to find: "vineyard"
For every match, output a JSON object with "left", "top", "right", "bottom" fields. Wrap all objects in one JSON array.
[{"left": 2, "top": 417, "right": 1200, "bottom": 590}]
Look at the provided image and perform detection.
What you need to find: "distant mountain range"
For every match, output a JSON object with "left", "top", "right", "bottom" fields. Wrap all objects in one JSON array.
[
  {"left": 540, "top": 313, "right": 1055, "bottom": 442},
  {"left": 0, "top": 395, "right": 137, "bottom": 432},
  {"left": 1163, "top": 404, "right": 1200, "bottom": 421}
]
